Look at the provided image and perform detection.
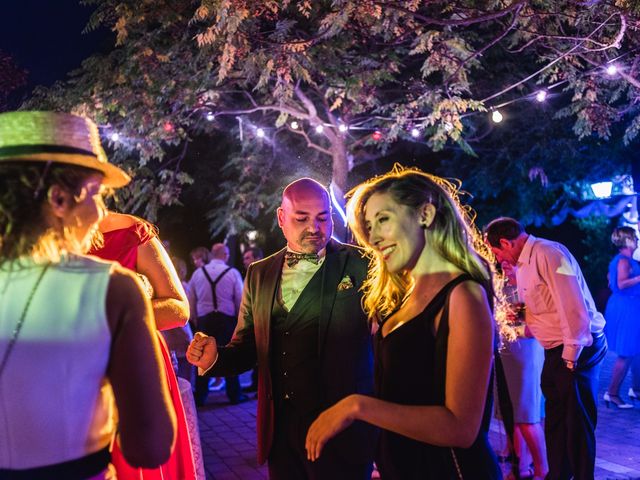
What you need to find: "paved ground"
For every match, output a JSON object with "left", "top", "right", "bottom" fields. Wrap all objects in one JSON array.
[{"left": 197, "top": 350, "right": 640, "bottom": 479}]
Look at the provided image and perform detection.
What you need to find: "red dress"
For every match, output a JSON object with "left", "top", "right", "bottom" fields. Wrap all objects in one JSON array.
[{"left": 91, "top": 222, "right": 197, "bottom": 480}]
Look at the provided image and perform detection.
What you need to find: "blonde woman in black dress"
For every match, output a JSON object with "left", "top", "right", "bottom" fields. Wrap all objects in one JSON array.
[{"left": 306, "top": 166, "right": 501, "bottom": 479}]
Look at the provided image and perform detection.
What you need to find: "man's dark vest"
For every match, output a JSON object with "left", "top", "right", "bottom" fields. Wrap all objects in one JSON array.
[{"left": 270, "top": 266, "right": 324, "bottom": 414}]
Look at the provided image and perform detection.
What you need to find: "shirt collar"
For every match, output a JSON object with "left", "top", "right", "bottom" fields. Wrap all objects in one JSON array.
[
  {"left": 208, "top": 258, "right": 227, "bottom": 266},
  {"left": 517, "top": 234, "right": 536, "bottom": 266}
]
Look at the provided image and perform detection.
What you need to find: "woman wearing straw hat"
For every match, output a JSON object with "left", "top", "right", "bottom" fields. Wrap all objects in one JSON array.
[{"left": 0, "top": 111, "right": 176, "bottom": 479}]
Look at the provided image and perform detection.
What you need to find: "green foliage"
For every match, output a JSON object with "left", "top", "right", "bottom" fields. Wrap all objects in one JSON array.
[
  {"left": 574, "top": 215, "right": 614, "bottom": 292},
  {"left": 24, "top": 0, "right": 640, "bottom": 237}
]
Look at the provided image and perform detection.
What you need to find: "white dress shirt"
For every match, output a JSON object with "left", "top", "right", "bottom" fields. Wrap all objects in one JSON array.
[
  {"left": 516, "top": 235, "right": 606, "bottom": 362},
  {"left": 188, "top": 259, "right": 243, "bottom": 317},
  {"left": 280, "top": 247, "right": 326, "bottom": 311}
]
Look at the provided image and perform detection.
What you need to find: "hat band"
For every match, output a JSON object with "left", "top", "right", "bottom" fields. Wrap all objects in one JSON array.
[{"left": 0, "top": 144, "right": 97, "bottom": 158}]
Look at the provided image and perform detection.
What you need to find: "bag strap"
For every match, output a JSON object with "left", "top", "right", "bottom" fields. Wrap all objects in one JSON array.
[
  {"left": 0, "top": 263, "right": 50, "bottom": 379},
  {"left": 201, "top": 266, "right": 232, "bottom": 311}
]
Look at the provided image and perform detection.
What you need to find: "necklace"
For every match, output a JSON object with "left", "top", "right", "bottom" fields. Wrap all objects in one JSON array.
[{"left": 0, "top": 263, "right": 51, "bottom": 379}]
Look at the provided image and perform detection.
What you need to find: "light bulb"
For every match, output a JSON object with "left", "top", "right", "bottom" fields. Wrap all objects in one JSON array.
[
  {"left": 315, "top": 125, "right": 324, "bottom": 134},
  {"left": 110, "top": 132, "right": 120, "bottom": 142},
  {"left": 535, "top": 90, "right": 547, "bottom": 102},
  {"left": 606, "top": 64, "right": 618, "bottom": 76},
  {"left": 338, "top": 124, "right": 348, "bottom": 133},
  {"left": 290, "top": 121, "right": 299, "bottom": 130},
  {"left": 410, "top": 128, "right": 420, "bottom": 138},
  {"left": 491, "top": 110, "right": 503, "bottom": 123},
  {"left": 256, "top": 128, "right": 265, "bottom": 138}
]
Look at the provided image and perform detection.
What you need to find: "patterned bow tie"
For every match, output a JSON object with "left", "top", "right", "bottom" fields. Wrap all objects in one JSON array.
[{"left": 285, "top": 251, "right": 320, "bottom": 268}]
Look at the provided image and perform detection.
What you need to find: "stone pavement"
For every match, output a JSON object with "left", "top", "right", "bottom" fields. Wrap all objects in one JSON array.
[{"left": 197, "top": 351, "right": 640, "bottom": 479}]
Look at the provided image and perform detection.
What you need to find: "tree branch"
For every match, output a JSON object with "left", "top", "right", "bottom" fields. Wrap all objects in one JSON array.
[
  {"left": 445, "top": 3, "right": 523, "bottom": 87},
  {"left": 481, "top": 13, "right": 618, "bottom": 104},
  {"left": 287, "top": 125, "right": 332, "bottom": 156},
  {"left": 374, "top": 0, "right": 527, "bottom": 28}
]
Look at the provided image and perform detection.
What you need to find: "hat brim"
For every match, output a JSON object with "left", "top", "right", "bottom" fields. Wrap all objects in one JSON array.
[{"left": 0, "top": 152, "right": 131, "bottom": 188}]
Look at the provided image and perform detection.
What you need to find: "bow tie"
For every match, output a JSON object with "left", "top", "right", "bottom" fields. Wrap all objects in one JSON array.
[{"left": 285, "top": 251, "right": 320, "bottom": 268}]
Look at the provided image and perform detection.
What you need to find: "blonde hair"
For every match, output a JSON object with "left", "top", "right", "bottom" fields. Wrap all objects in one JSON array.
[{"left": 346, "top": 165, "right": 495, "bottom": 322}]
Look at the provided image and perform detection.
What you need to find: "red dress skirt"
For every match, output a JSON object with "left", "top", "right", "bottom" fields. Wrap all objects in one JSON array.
[{"left": 91, "top": 223, "right": 196, "bottom": 479}]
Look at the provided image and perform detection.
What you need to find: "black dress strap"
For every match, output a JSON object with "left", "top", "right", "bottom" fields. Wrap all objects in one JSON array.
[{"left": 432, "top": 273, "right": 474, "bottom": 404}]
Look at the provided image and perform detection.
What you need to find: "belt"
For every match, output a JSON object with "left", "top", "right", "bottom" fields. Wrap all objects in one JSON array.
[{"left": 0, "top": 446, "right": 110, "bottom": 480}]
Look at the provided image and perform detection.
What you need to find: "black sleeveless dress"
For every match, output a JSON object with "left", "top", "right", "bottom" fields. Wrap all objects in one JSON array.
[{"left": 374, "top": 275, "right": 502, "bottom": 479}]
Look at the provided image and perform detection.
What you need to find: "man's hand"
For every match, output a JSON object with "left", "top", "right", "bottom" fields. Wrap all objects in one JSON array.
[{"left": 186, "top": 332, "right": 218, "bottom": 370}]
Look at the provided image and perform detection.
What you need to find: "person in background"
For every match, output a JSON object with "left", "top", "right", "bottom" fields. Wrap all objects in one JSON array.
[
  {"left": 0, "top": 111, "right": 175, "bottom": 478},
  {"left": 603, "top": 226, "right": 640, "bottom": 408},
  {"left": 188, "top": 243, "right": 247, "bottom": 406},
  {"left": 305, "top": 167, "right": 500, "bottom": 479},
  {"left": 188, "top": 178, "right": 376, "bottom": 479},
  {"left": 484, "top": 217, "right": 607, "bottom": 480},
  {"left": 91, "top": 211, "right": 197, "bottom": 479},
  {"left": 190, "top": 246, "right": 210, "bottom": 270},
  {"left": 242, "top": 246, "right": 264, "bottom": 393},
  {"left": 498, "top": 261, "right": 548, "bottom": 480}
]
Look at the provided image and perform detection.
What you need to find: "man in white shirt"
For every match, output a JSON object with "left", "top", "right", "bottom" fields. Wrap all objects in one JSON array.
[
  {"left": 485, "top": 217, "right": 607, "bottom": 480},
  {"left": 188, "top": 243, "right": 246, "bottom": 405},
  {"left": 187, "top": 178, "right": 376, "bottom": 479}
]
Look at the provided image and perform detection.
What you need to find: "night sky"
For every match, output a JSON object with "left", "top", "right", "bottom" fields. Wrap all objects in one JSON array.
[{"left": 1, "top": 0, "right": 110, "bottom": 93}]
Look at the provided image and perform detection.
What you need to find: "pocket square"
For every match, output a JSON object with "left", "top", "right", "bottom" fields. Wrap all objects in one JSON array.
[{"left": 337, "top": 275, "right": 354, "bottom": 291}]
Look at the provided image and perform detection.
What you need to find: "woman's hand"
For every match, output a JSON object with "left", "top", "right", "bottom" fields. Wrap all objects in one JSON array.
[{"left": 305, "top": 395, "right": 360, "bottom": 462}]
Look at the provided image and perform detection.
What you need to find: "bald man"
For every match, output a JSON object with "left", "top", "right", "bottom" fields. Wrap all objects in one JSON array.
[{"left": 188, "top": 179, "right": 376, "bottom": 479}]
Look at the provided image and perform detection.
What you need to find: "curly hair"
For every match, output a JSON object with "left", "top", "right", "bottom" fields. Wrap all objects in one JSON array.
[{"left": 0, "top": 161, "right": 104, "bottom": 261}]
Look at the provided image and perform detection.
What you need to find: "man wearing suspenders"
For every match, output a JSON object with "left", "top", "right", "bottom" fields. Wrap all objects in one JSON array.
[{"left": 188, "top": 243, "right": 247, "bottom": 406}]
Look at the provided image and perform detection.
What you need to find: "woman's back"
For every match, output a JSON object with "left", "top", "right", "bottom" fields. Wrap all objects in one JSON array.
[{"left": 0, "top": 256, "right": 114, "bottom": 470}]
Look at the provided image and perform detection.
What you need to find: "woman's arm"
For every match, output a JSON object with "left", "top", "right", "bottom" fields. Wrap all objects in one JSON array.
[
  {"left": 106, "top": 268, "right": 177, "bottom": 468},
  {"left": 616, "top": 256, "right": 640, "bottom": 290},
  {"left": 137, "top": 237, "right": 190, "bottom": 330},
  {"left": 306, "top": 281, "right": 495, "bottom": 460}
]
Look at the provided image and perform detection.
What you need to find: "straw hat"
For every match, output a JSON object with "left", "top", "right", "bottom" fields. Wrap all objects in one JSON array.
[{"left": 0, "top": 111, "right": 130, "bottom": 187}]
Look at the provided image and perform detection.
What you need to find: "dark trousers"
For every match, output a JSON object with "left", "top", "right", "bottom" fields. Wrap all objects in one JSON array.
[
  {"left": 268, "top": 402, "right": 372, "bottom": 480},
  {"left": 195, "top": 311, "right": 242, "bottom": 404},
  {"left": 541, "top": 332, "right": 607, "bottom": 480}
]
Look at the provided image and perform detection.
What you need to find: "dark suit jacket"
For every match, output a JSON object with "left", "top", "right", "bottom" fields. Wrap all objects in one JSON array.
[{"left": 207, "top": 239, "right": 376, "bottom": 465}]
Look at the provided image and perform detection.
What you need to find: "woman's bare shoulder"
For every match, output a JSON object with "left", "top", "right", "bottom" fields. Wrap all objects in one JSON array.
[{"left": 100, "top": 212, "right": 139, "bottom": 233}]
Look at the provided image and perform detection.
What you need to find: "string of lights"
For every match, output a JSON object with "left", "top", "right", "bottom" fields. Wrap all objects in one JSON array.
[{"left": 100, "top": 54, "right": 631, "bottom": 146}]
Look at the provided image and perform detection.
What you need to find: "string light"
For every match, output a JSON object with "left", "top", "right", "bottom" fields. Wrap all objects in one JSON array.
[
  {"left": 338, "top": 124, "right": 348, "bottom": 133},
  {"left": 606, "top": 64, "right": 618, "bottom": 76},
  {"left": 290, "top": 121, "right": 299, "bottom": 130},
  {"left": 491, "top": 110, "right": 503, "bottom": 123},
  {"left": 256, "top": 128, "right": 265, "bottom": 138},
  {"left": 410, "top": 127, "right": 420, "bottom": 138},
  {"left": 163, "top": 122, "right": 174, "bottom": 133},
  {"left": 535, "top": 90, "right": 547, "bottom": 102},
  {"left": 206, "top": 112, "right": 215, "bottom": 121},
  {"left": 372, "top": 130, "right": 383, "bottom": 141},
  {"left": 110, "top": 132, "right": 120, "bottom": 142},
  {"left": 315, "top": 125, "right": 324, "bottom": 134}
]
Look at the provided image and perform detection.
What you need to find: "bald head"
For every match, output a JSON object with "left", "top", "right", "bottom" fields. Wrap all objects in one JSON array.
[
  {"left": 278, "top": 178, "right": 333, "bottom": 253},
  {"left": 281, "top": 178, "right": 330, "bottom": 208},
  {"left": 211, "top": 243, "right": 230, "bottom": 263}
]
